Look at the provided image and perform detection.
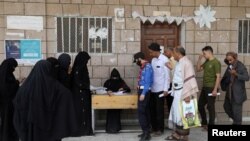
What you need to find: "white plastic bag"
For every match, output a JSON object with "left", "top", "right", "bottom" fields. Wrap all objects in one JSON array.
[{"left": 179, "top": 97, "right": 201, "bottom": 129}]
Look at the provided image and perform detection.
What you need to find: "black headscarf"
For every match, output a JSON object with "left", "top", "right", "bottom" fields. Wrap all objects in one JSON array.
[
  {"left": 14, "top": 60, "right": 58, "bottom": 131},
  {"left": 110, "top": 68, "right": 122, "bottom": 80},
  {"left": 71, "top": 51, "right": 90, "bottom": 73},
  {"left": 46, "top": 57, "right": 60, "bottom": 79},
  {"left": 0, "top": 58, "right": 18, "bottom": 97},
  {"left": 71, "top": 51, "right": 91, "bottom": 89},
  {"left": 58, "top": 53, "right": 71, "bottom": 71},
  {"left": 104, "top": 68, "right": 131, "bottom": 92},
  {"left": 57, "top": 54, "right": 71, "bottom": 89}
]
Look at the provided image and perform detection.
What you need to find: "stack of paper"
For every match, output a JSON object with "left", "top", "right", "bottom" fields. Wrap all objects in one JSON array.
[{"left": 112, "top": 91, "right": 125, "bottom": 95}]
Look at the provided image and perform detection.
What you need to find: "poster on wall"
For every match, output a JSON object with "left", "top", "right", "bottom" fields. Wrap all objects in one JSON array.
[
  {"left": 5, "top": 39, "right": 42, "bottom": 65},
  {"left": 7, "top": 16, "right": 44, "bottom": 31}
]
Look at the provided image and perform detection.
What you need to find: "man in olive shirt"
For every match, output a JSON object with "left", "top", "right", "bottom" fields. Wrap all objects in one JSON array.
[{"left": 196, "top": 46, "right": 221, "bottom": 130}]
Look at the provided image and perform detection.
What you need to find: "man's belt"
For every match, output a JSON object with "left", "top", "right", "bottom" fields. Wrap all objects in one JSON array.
[
  {"left": 174, "top": 87, "right": 183, "bottom": 91},
  {"left": 173, "top": 83, "right": 183, "bottom": 90},
  {"left": 184, "top": 75, "right": 195, "bottom": 83},
  {"left": 173, "top": 75, "right": 195, "bottom": 91}
]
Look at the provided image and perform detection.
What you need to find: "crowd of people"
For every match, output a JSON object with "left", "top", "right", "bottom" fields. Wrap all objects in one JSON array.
[
  {"left": 0, "top": 52, "right": 94, "bottom": 141},
  {"left": 0, "top": 43, "right": 249, "bottom": 141},
  {"left": 133, "top": 43, "right": 249, "bottom": 141}
]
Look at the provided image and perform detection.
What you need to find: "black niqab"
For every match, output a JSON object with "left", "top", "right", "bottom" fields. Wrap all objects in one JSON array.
[
  {"left": 104, "top": 68, "right": 131, "bottom": 93},
  {"left": 71, "top": 51, "right": 91, "bottom": 89},
  {"left": 0, "top": 58, "right": 18, "bottom": 97},
  {"left": 58, "top": 53, "right": 71, "bottom": 70},
  {"left": 105, "top": 68, "right": 123, "bottom": 92},
  {"left": 47, "top": 57, "right": 60, "bottom": 79},
  {"left": 58, "top": 53, "right": 71, "bottom": 89}
]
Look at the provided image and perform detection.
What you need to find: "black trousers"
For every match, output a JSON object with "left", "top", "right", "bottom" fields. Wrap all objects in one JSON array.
[
  {"left": 138, "top": 90, "right": 151, "bottom": 134},
  {"left": 224, "top": 91, "right": 243, "bottom": 125},
  {"left": 198, "top": 87, "right": 216, "bottom": 125},
  {"left": 166, "top": 83, "right": 173, "bottom": 112},
  {"left": 150, "top": 91, "right": 165, "bottom": 132}
]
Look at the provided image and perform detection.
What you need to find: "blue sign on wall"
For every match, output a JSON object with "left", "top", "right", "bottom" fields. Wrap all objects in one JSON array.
[
  {"left": 5, "top": 39, "right": 42, "bottom": 65},
  {"left": 20, "top": 40, "right": 41, "bottom": 59}
]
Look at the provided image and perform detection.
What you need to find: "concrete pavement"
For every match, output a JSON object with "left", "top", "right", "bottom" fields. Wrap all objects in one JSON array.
[{"left": 63, "top": 127, "right": 207, "bottom": 141}]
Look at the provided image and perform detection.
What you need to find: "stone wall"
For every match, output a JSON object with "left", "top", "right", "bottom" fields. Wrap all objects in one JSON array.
[{"left": 1, "top": 0, "right": 250, "bottom": 122}]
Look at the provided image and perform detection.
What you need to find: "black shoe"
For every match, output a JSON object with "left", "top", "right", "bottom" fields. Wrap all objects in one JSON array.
[
  {"left": 138, "top": 133, "right": 144, "bottom": 137},
  {"left": 139, "top": 134, "right": 151, "bottom": 141},
  {"left": 152, "top": 131, "right": 163, "bottom": 137}
]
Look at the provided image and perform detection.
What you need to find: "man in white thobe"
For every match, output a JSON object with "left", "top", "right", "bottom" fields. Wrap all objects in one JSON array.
[{"left": 166, "top": 47, "right": 199, "bottom": 141}]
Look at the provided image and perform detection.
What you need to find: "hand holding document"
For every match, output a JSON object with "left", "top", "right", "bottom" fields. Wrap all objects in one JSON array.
[
  {"left": 159, "top": 90, "right": 173, "bottom": 98},
  {"left": 208, "top": 93, "right": 221, "bottom": 96}
]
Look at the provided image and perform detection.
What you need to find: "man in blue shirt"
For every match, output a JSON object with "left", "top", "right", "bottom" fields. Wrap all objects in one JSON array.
[{"left": 133, "top": 52, "right": 153, "bottom": 141}]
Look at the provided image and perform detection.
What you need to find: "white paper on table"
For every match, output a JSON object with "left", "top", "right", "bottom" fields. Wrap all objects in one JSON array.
[
  {"left": 112, "top": 91, "right": 126, "bottom": 95},
  {"left": 90, "top": 85, "right": 107, "bottom": 94},
  {"left": 90, "top": 85, "right": 107, "bottom": 91},
  {"left": 95, "top": 90, "right": 107, "bottom": 94}
]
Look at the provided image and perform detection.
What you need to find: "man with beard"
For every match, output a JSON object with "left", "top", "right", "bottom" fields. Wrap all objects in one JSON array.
[
  {"left": 222, "top": 52, "right": 249, "bottom": 125},
  {"left": 133, "top": 52, "right": 153, "bottom": 141},
  {"left": 165, "top": 47, "right": 199, "bottom": 141}
]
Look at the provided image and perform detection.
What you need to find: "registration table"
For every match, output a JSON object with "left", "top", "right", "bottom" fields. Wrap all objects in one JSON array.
[{"left": 91, "top": 93, "right": 138, "bottom": 132}]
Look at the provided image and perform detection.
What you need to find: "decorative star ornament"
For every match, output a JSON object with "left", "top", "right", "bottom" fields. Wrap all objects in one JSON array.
[{"left": 194, "top": 5, "right": 216, "bottom": 28}]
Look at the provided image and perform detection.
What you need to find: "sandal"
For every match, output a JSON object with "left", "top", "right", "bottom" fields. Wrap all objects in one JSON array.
[
  {"left": 178, "top": 135, "right": 189, "bottom": 141},
  {"left": 202, "top": 125, "right": 208, "bottom": 131},
  {"left": 178, "top": 139, "right": 188, "bottom": 141},
  {"left": 165, "top": 134, "right": 180, "bottom": 140}
]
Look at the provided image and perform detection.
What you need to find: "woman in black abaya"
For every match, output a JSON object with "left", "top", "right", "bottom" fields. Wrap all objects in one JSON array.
[
  {"left": 46, "top": 57, "right": 60, "bottom": 79},
  {"left": 104, "top": 68, "right": 131, "bottom": 133},
  {"left": 58, "top": 53, "right": 71, "bottom": 89},
  {"left": 0, "top": 58, "right": 19, "bottom": 141},
  {"left": 13, "top": 60, "right": 77, "bottom": 141},
  {"left": 71, "top": 51, "right": 93, "bottom": 136}
]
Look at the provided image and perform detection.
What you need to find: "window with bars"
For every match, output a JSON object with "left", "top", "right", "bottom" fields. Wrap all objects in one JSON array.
[
  {"left": 57, "top": 17, "right": 112, "bottom": 54},
  {"left": 238, "top": 20, "right": 250, "bottom": 54}
]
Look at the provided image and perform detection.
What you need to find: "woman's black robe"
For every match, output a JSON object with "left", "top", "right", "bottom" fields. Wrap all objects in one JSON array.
[
  {"left": 13, "top": 60, "right": 77, "bottom": 141},
  {"left": 104, "top": 68, "right": 131, "bottom": 133},
  {"left": 0, "top": 58, "right": 19, "bottom": 141},
  {"left": 70, "top": 51, "right": 93, "bottom": 136}
]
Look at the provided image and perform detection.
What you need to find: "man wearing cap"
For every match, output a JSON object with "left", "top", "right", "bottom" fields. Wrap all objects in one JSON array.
[
  {"left": 133, "top": 52, "right": 153, "bottom": 141},
  {"left": 148, "top": 43, "right": 170, "bottom": 136}
]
